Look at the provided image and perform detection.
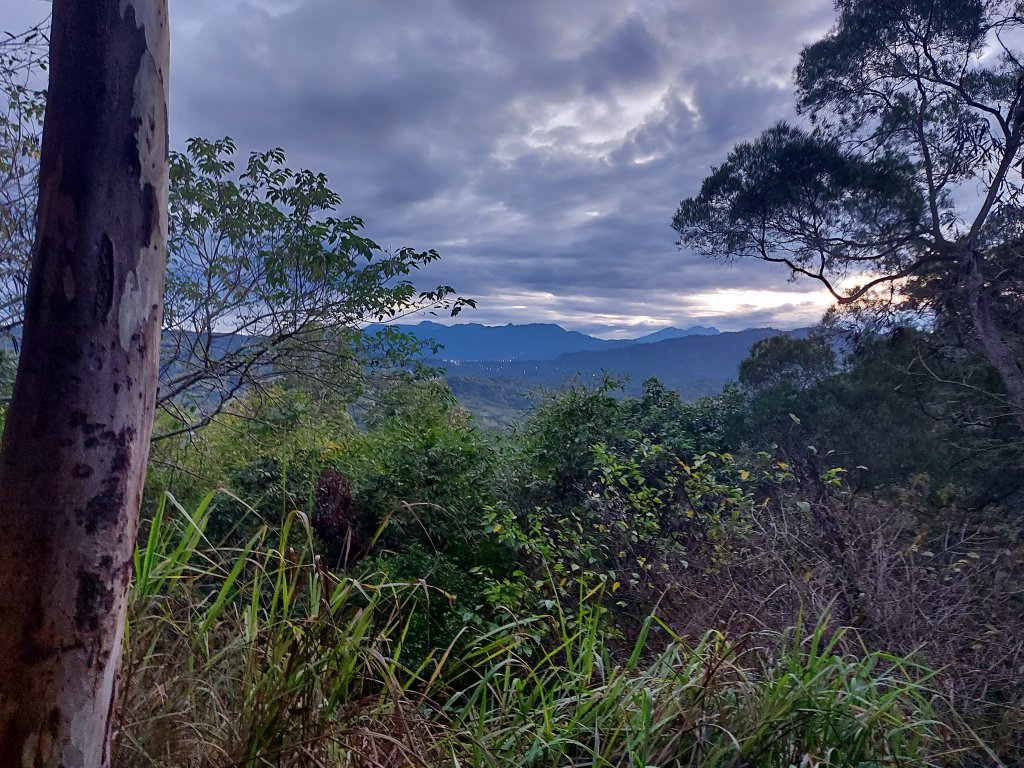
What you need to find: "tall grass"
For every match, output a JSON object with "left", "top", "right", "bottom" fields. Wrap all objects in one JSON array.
[
  {"left": 118, "top": 491, "right": 427, "bottom": 766},
  {"left": 441, "top": 611, "right": 943, "bottom": 767},
  {"left": 114, "top": 492, "right": 962, "bottom": 767}
]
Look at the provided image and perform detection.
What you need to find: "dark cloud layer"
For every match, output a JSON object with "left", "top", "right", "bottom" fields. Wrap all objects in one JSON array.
[{"left": 8, "top": 0, "right": 839, "bottom": 335}]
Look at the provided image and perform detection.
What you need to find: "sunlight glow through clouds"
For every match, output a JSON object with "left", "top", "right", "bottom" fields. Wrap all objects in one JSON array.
[
  {"left": 685, "top": 289, "right": 833, "bottom": 317},
  {"left": 514, "top": 83, "right": 674, "bottom": 161},
  {"left": 422, "top": 285, "right": 834, "bottom": 337}
]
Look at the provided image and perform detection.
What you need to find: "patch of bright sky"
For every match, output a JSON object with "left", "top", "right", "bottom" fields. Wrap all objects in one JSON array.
[
  {"left": 412, "top": 285, "right": 833, "bottom": 338},
  {"left": 511, "top": 81, "right": 675, "bottom": 161},
  {"left": 684, "top": 288, "right": 832, "bottom": 317}
]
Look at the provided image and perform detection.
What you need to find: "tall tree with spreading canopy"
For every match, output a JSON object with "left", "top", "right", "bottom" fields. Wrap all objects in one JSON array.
[
  {"left": 673, "top": 0, "right": 1024, "bottom": 431},
  {"left": 158, "top": 137, "right": 472, "bottom": 438},
  {"left": 2, "top": 39, "right": 472, "bottom": 441},
  {"left": 0, "top": 1, "right": 169, "bottom": 764}
]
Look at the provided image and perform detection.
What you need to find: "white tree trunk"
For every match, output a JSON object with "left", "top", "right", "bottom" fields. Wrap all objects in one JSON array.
[{"left": 0, "top": 2, "right": 169, "bottom": 765}]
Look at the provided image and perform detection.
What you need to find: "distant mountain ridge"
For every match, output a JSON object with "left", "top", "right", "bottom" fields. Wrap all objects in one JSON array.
[
  {"left": 630, "top": 326, "right": 719, "bottom": 344},
  {"left": 439, "top": 326, "right": 810, "bottom": 427},
  {"left": 367, "top": 321, "right": 720, "bottom": 361},
  {"left": 446, "top": 327, "right": 809, "bottom": 395}
]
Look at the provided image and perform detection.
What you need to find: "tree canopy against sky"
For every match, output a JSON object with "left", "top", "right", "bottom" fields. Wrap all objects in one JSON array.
[
  {"left": 674, "top": 0, "right": 1024, "bottom": 430},
  {"left": 0, "top": 26, "right": 476, "bottom": 429},
  {"left": 0, "top": 21, "right": 45, "bottom": 333},
  {"left": 158, "top": 137, "right": 472, "bottom": 438}
]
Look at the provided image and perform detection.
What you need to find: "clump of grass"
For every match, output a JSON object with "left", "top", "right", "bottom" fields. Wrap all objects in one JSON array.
[
  {"left": 117, "top": 490, "right": 444, "bottom": 766},
  {"left": 439, "top": 601, "right": 943, "bottom": 767},
  {"left": 113, "top": 492, "right": 967, "bottom": 767}
]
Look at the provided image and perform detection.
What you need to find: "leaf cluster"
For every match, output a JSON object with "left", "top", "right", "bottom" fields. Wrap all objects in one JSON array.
[{"left": 159, "top": 136, "right": 474, "bottom": 437}]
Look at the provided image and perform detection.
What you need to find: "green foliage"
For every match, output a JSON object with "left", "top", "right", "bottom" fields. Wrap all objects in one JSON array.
[
  {"left": 0, "top": 345, "right": 15, "bottom": 429},
  {"left": 117, "top": 493, "right": 952, "bottom": 767},
  {"left": 159, "top": 136, "right": 474, "bottom": 435},
  {"left": 147, "top": 387, "right": 354, "bottom": 541},
  {"left": 674, "top": 123, "right": 923, "bottom": 298},
  {"left": 795, "top": 1, "right": 990, "bottom": 135},
  {"left": 346, "top": 380, "right": 500, "bottom": 550},
  {"left": 150, "top": 379, "right": 519, "bottom": 665},
  {"left": 731, "top": 329, "right": 1024, "bottom": 507},
  {"left": 340, "top": 382, "right": 519, "bottom": 659},
  {"left": 358, "top": 542, "right": 490, "bottom": 667},
  {"left": 490, "top": 379, "right": 755, "bottom": 620},
  {"left": 141, "top": 365, "right": 1019, "bottom": 764},
  {"left": 673, "top": 0, "right": 1024, "bottom": 431},
  {"left": 121, "top": 492, "right": 416, "bottom": 765},
  {"left": 514, "top": 377, "right": 627, "bottom": 508},
  {"left": 446, "top": 617, "right": 941, "bottom": 768},
  {"left": 0, "top": 21, "right": 46, "bottom": 332},
  {"left": 497, "top": 379, "right": 640, "bottom": 591},
  {"left": 739, "top": 333, "right": 837, "bottom": 393},
  {"left": 674, "top": 0, "right": 1024, "bottom": 306}
]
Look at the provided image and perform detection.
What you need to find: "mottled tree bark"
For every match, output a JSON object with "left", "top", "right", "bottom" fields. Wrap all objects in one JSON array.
[{"left": 0, "top": 2, "right": 169, "bottom": 766}]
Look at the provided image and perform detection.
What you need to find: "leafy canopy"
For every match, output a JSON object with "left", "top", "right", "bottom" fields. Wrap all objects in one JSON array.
[
  {"left": 0, "top": 22, "right": 46, "bottom": 332},
  {"left": 674, "top": 0, "right": 1024, "bottom": 299},
  {"left": 159, "top": 137, "right": 473, "bottom": 436},
  {"left": 673, "top": 0, "right": 1024, "bottom": 428}
]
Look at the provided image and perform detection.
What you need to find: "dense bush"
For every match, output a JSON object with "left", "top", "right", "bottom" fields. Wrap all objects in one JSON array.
[
  {"left": 116, "top": 498, "right": 952, "bottom": 767},
  {"left": 138, "top": 357, "right": 1023, "bottom": 765}
]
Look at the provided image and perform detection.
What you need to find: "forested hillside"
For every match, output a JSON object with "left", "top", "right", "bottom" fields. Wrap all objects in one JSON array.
[
  {"left": 442, "top": 327, "right": 810, "bottom": 426},
  {"left": 367, "top": 321, "right": 721, "bottom": 362},
  {"left": 2, "top": 1, "right": 1023, "bottom": 767}
]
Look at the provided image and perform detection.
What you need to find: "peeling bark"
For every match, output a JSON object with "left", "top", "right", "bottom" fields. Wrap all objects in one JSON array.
[{"left": 0, "top": 2, "right": 169, "bottom": 766}]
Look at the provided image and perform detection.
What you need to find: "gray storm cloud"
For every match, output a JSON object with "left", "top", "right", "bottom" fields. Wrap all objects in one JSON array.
[{"left": 9, "top": 0, "right": 838, "bottom": 335}]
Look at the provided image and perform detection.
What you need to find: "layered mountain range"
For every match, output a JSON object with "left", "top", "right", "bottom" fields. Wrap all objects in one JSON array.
[
  {"left": 368, "top": 321, "right": 720, "bottom": 362},
  {"left": 371, "top": 322, "right": 808, "bottom": 426}
]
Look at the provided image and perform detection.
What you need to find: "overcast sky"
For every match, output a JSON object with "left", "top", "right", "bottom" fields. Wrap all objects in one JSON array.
[{"left": 14, "top": 0, "right": 839, "bottom": 337}]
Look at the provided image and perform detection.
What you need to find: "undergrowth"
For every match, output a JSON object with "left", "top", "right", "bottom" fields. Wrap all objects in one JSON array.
[{"left": 112, "top": 491, "right": 977, "bottom": 768}]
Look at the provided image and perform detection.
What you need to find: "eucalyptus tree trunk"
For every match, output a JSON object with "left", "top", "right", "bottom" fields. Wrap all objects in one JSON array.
[{"left": 0, "top": 2, "right": 169, "bottom": 765}]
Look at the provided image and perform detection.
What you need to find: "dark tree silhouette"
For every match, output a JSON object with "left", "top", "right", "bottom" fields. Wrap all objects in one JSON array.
[{"left": 675, "top": 0, "right": 1024, "bottom": 431}]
